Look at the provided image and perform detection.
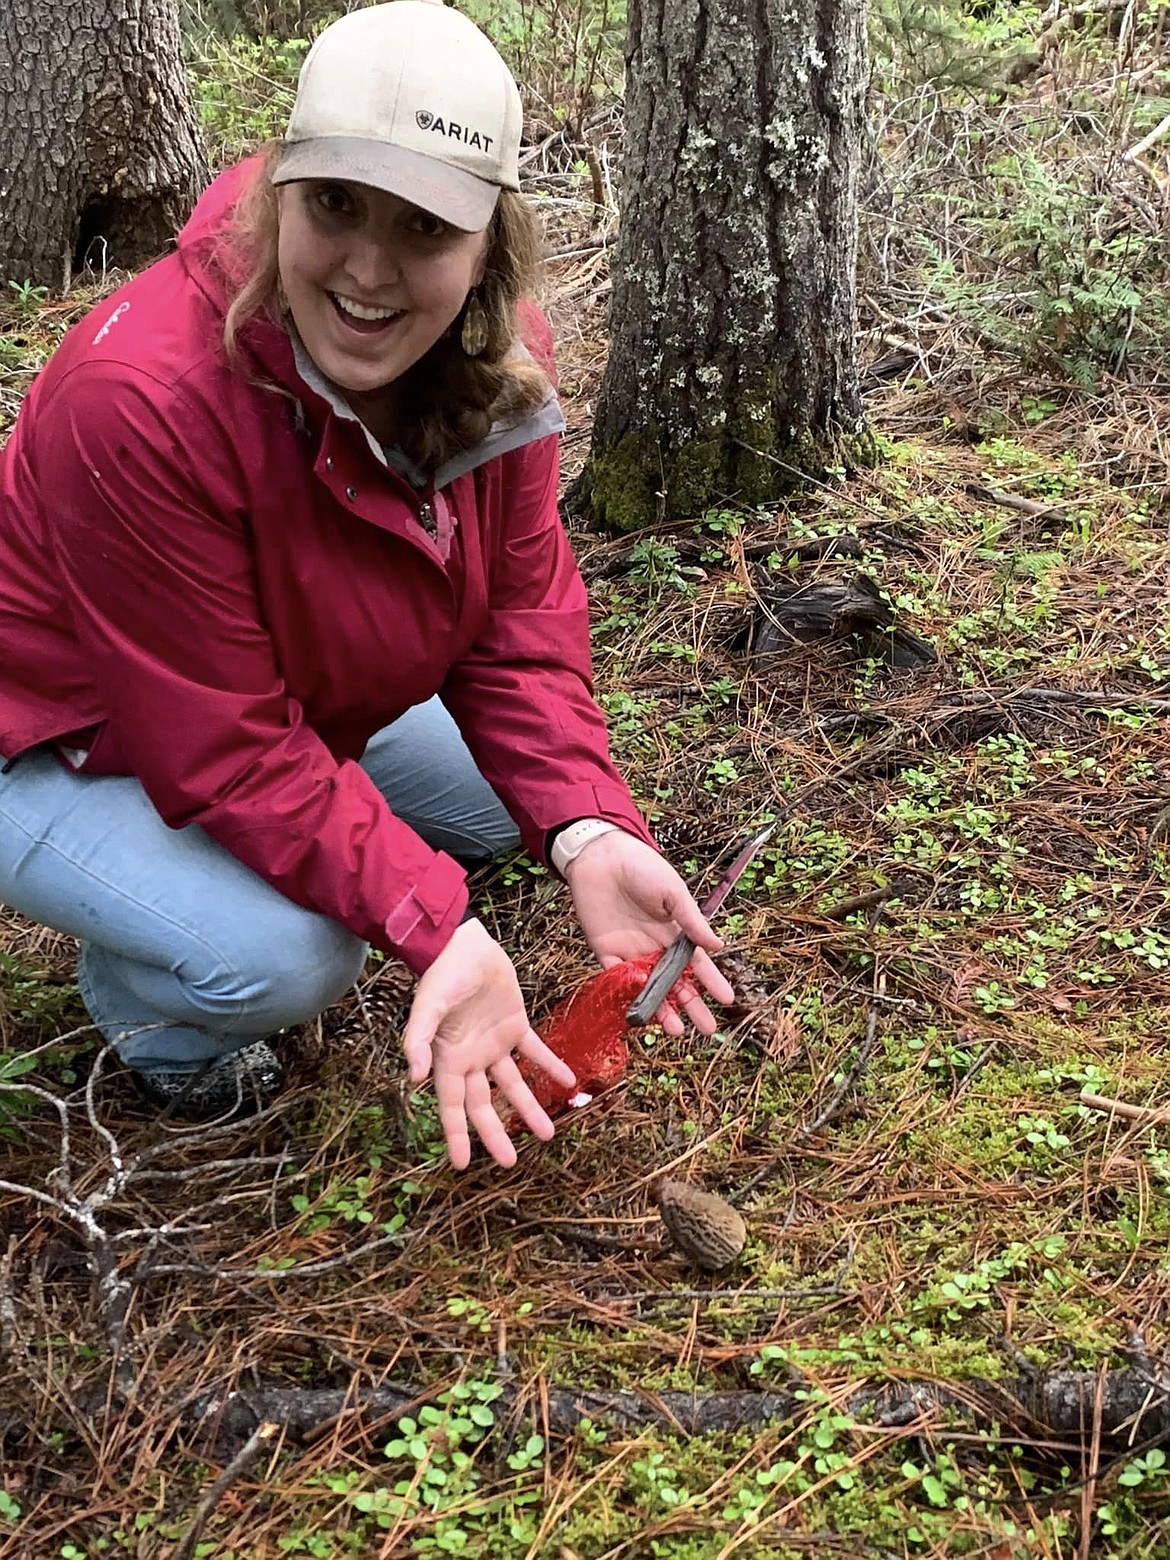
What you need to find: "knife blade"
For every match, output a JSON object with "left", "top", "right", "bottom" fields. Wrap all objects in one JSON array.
[{"left": 625, "top": 818, "right": 777, "bottom": 1026}]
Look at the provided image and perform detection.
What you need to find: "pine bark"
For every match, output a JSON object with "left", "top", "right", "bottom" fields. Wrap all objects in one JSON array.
[
  {"left": 0, "top": 0, "right": 208, "bottom": 291},
  {"left": 578, "top": 0, "right": 872, "bottom": 531}
]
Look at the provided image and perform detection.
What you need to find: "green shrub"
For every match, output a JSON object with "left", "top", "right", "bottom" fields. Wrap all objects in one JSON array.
[{"left": 923, "top": 151, "right": 1168, "bottom": 382}]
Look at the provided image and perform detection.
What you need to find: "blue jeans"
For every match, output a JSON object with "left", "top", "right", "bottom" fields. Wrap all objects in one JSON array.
[{"left": 0, "top": 698, "right": 519, "bottom": 1071}]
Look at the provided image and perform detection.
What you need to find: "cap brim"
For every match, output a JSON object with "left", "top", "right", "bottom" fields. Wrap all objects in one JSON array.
[{"left": 272, "top": 137, "right": 499, "bottom": 231}]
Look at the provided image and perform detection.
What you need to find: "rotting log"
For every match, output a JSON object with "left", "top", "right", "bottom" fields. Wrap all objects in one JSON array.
[
  {"left": 743, "top": 573, "right": 937, "bottom": 667},
  {"left": 182, "top": 1368, "right": 1170, "bottom": 1452}
]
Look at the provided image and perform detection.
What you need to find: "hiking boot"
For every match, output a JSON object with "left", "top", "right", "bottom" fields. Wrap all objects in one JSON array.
[{"left": 130, "top": 1041, "right": 285, "bottom": 1121}]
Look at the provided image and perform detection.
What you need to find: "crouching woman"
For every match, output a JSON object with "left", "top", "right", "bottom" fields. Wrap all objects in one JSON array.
[{"left": 0, "top": 1, "right": 732, "bottom": 1164}]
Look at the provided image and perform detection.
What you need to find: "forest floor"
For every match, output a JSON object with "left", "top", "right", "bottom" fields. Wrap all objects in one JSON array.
[
  {"left": 4, "top": 276, "right": 1170, "bottom": 1559},
  {"left": 5, "top": 13, "right": 1170, "bottom": 1557}
]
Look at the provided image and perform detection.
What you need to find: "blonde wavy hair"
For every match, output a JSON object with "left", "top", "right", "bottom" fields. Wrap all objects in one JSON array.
[{"left": 222, "top": 144, "right": 551, "bottom": 471}]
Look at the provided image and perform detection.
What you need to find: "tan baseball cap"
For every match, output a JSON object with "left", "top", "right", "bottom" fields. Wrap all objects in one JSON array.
[{"left": 272, "top": 0, "right": 522, "bottom": 231}]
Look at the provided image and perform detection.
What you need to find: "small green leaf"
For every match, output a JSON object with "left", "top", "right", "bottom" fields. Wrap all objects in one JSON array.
[{"left": 922, "top": 1473, "right": 949, "bottom": 1506}]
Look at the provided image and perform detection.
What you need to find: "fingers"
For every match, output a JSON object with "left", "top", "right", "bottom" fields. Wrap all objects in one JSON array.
[
  {"left": 401, "top": 1006, "right": 437, "bottom": 1086},
  {"left": 665, "top": 893, "right": 724, "bottom": 955},
  {"left": 654, "top": 998, "right": 686, "bottom": 1037},
  {"left": 437, "top": 1067, "right": 524, "bottom": 1171},
  {"left": 517, "top": 1029, "right": 576, "bottom": 1090},
  {"left": 650, "top": 948, "right": 734, "bottom": 1037},
  {"left": 434, "top": 1067, "right": 472, "bottom": 1170},
  {"left": 463, "top": 1071, "right": 518, "bottom": 1168},
  {"left": 432, "top": 1028, "right": 569, "bottom": 1169},
  {"left": 692, "top": 947, "right": 736, "bottom": 1006},
  {"left": 492, "top": 1054, "right": 558, "bottom": 1141},
  {"left": 674, "top": 982, "right": 722, "bottom": 1036}
]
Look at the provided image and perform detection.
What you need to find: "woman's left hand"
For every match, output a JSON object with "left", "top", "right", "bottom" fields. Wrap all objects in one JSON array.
[{"left": 563, "top": 831, "right": 736, "bottom": 1035}]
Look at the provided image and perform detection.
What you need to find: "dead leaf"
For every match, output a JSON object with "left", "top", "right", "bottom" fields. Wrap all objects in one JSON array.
[
  {"left": 949, "top": 958, "right": 990, "bottom": 1004},
  {"left": 770, "top": 1006, "right": 803, "bottom": 1062}
]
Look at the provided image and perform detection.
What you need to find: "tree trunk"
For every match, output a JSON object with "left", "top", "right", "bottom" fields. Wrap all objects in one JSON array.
[
  {"left": 0, "top": 0, "right": 209, "bottom": 292},
  {"left": 576, "top": 0, "right": 873, "bottom": 531}
]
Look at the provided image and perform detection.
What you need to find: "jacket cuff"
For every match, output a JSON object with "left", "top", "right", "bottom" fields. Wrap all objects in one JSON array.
[{"left": 375, "top": 853, "right": 470, "bottom": 975}]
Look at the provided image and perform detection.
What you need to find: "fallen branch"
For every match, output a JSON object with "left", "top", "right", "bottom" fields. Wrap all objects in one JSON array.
[
  {"left": 167, "top": 1421, "right": 280, "bottom": 1560},
  {"left": 805, "top": 1002, "right": 884, "bottom": 1136},
  {"left": 966, "top": 482, "right": 1070, "bottom": 521},
  {"left": 184, "top": 1366, "right": 1170, "bottom": 1453},
  {"left": 1124, "top": 111, "right": 1170, "bottom": 166},
  {"left": 1080, "top": 1089, "right": 1170, "bottom": 1128},
  {"left": 735, "top": 972, "right": 889, "bottom": 1198},
  {"left": 820, "top": 885, "right": 901, "bottom": 922}
]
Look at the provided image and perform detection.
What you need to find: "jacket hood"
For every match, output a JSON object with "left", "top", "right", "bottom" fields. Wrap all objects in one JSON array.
[
  {"left": 179, "top": 155, "right": 257, "bottom": 250},
  {"left": 177, "top": 156, "right": 262, "bottom": 301}
]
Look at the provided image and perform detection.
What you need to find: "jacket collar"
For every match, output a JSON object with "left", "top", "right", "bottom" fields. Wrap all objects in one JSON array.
[{"left": 288, "top": 330, "right": 565, "bottom": 490}]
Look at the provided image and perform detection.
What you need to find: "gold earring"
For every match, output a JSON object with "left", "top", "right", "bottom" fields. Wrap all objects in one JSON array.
[{"left": 460, "top": 291, "right": 489, "bottom": 357}]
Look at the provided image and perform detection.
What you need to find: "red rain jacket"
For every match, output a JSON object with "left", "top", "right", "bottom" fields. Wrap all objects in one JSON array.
[{"left": 0, "top": 160, "right": 653, "bottom": 972}]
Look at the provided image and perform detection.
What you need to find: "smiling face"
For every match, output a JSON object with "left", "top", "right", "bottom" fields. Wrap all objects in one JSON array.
[{"left": 276, "top": 179, "right": 490, "bottom": 424}]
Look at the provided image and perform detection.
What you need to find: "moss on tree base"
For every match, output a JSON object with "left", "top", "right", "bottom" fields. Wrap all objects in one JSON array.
[{"left": 575, "top": 425, "right": 880, "bottom": 532}]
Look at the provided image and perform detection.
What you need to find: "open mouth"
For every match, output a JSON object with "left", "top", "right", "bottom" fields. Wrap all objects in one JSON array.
[{"left": 329, "top": 292, "right": 405, "bottom": 335}]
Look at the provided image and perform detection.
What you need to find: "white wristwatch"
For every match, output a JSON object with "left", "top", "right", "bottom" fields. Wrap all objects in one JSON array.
[{"left": 551, "top": 817, "right": 620, "bottom": 874}]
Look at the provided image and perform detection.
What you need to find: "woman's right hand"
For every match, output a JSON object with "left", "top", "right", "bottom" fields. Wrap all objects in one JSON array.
[{"left": 402, "top": 918, "right": 576, "bottom": 1170}]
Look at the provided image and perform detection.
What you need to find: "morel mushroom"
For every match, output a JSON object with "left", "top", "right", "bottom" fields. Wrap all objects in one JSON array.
[{"left": 655, "top": 1178, "right": 747, "bottom": 1270}]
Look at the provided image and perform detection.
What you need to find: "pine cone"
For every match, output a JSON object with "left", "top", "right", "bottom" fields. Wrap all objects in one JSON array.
[{"left": 655, "top": 1178, "right": 747, "bottom": 1270}]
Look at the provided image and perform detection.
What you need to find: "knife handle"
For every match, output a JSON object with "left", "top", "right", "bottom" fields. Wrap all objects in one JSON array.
[{"left": 626, "top": 932, "right": 695, "bottom": 1026}]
